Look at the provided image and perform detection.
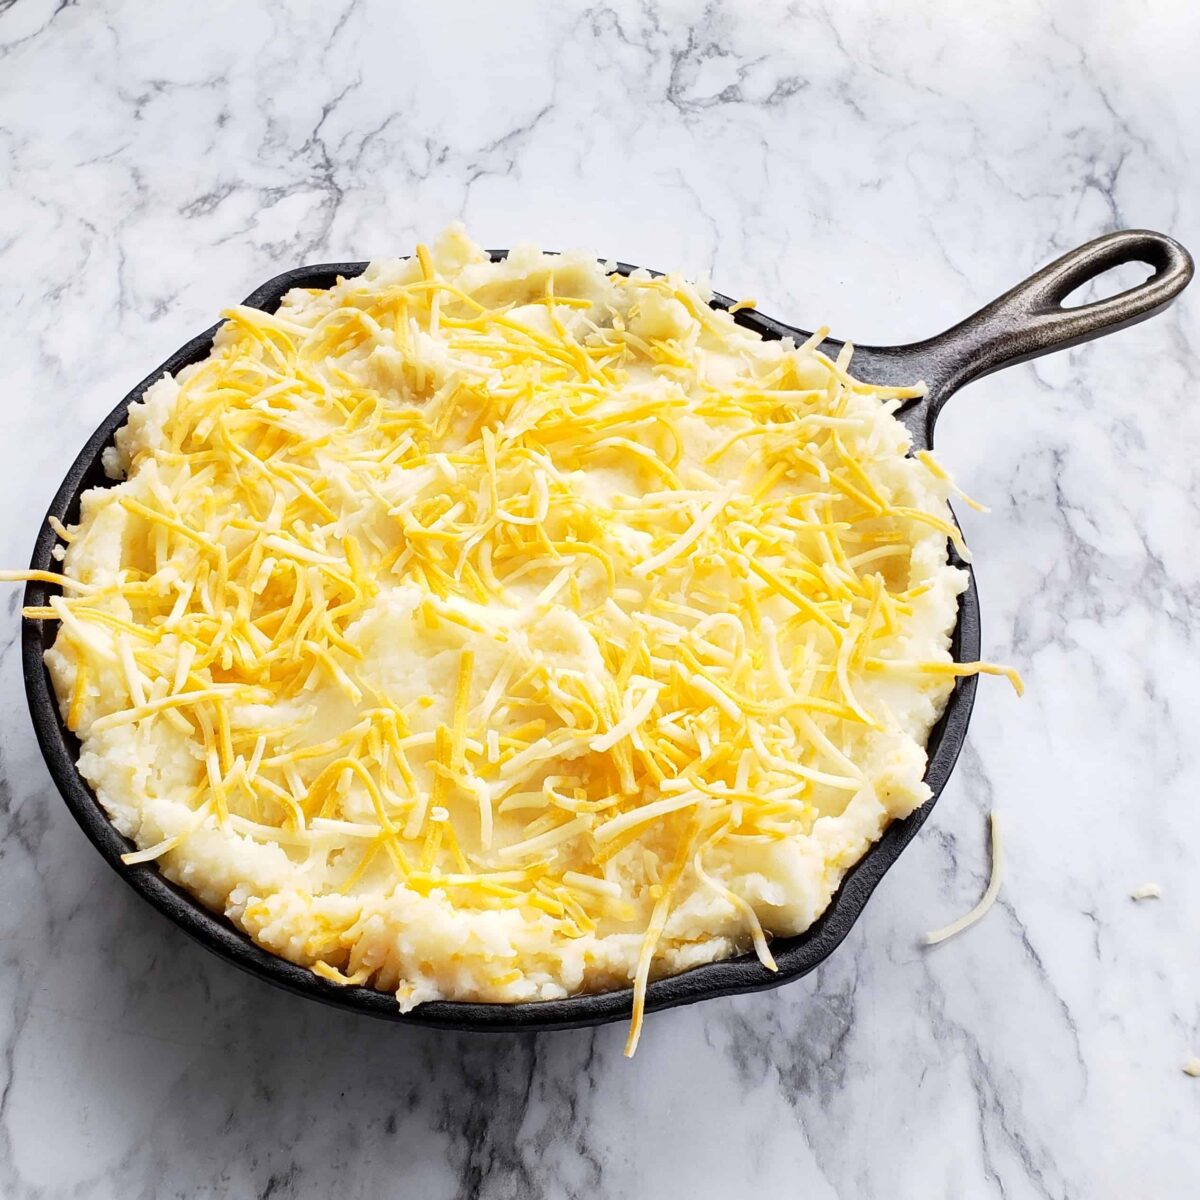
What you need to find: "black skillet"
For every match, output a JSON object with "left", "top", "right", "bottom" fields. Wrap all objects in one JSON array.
[{"left": 21, "top": 229, "right": 1192, "bottom": 1032}]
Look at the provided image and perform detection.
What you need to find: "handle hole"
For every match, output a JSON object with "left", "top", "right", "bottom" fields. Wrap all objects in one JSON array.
[{"left": 1059, "top": 260, "right": 1155, "bottom": 309}]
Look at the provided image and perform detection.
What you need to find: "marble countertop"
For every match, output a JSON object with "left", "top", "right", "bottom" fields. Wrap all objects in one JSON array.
[{"left": 1, "top": 1, "right": 1197, "bottom": 1196}]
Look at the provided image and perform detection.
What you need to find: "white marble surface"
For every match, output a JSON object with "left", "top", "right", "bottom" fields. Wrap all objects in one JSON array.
[{"left": 0, "top": 1, "right": 1197, "bottom": 1196}]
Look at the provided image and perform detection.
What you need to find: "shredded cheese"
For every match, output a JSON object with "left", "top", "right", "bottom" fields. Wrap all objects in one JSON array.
[
  {"left": 924, "top": 811, "right": 1004, "bottom": 946},
  {"left": 12, "top": 223, "right": 1018, "bottom": 1054}
]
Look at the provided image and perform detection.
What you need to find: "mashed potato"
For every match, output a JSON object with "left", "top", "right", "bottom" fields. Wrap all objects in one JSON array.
[{"left": 34, "top": 225, "right": 1008, "bottom": 1051}]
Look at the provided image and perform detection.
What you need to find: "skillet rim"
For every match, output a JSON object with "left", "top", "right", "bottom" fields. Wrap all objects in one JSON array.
[{"left": 20, "top": 256, "right": 980, "bottom": 1032}]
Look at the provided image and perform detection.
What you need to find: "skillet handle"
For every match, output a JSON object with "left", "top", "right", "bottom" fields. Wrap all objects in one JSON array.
[{"left": 888, "top": 229, "right": 1192, "bottom": 423}]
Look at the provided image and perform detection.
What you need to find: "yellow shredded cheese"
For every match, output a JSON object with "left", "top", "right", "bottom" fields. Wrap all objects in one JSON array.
[{"left": 13, "top": 223, "right": 1018, "bottom": 1054}]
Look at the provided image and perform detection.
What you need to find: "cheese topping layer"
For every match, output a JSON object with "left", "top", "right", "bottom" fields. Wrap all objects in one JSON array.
[{"left": 32, "top": 225, "right": 1016, "bottom": 1052}]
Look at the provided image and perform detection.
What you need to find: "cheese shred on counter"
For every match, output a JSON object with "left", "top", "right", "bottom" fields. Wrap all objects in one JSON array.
[{"left": 20, "top": 225, "right": 1018, "bottom": 1055}]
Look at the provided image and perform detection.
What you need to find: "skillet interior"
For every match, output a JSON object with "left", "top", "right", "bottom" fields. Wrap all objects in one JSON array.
[{"left": 21, "top": 254, "right": 980, "bottom": 1031}]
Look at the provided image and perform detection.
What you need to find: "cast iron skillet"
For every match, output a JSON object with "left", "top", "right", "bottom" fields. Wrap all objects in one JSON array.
[{"left": 22, "top": 229, "right": 1192, "bottom": 1032}]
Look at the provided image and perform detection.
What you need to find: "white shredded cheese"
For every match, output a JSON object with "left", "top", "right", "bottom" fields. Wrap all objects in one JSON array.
[{"left": 924, "top": 811, "right": 1004, "bottom": 946}]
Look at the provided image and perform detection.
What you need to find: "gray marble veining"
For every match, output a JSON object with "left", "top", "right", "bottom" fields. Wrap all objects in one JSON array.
[{"left": 0, "top": 1, "right": 1197, "bottom": 1196}]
